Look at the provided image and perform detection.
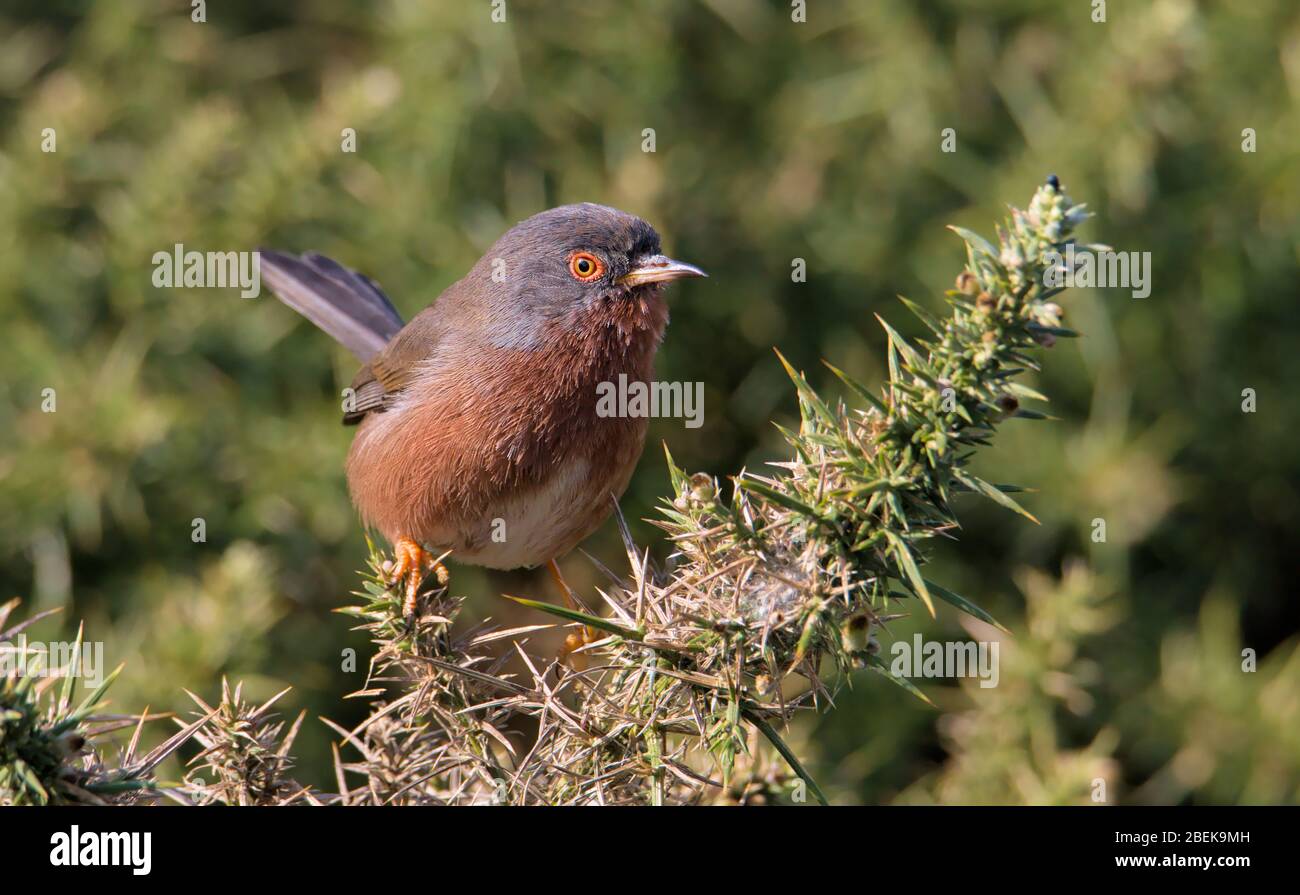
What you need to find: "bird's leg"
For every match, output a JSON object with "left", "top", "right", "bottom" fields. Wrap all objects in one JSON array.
[
  {"left": 547, "top": 558, "right": 597, "bottom": 669},
  {"left": 390, "top": 537, "right": 448, "bottom": 617}
]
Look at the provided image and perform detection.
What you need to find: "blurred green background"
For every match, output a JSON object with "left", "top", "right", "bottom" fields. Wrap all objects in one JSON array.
[{"left": 2, "top": 0, "right": 1297, "bottom": 804}]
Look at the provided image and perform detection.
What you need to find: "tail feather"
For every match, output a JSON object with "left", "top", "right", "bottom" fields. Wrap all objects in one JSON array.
[{"left": 260, "top": 249, "right": 404, "bottom": 362}]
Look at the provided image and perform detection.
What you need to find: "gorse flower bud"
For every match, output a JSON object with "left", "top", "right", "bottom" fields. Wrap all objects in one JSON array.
[
  {"left": 54, "top": 732, "right": 86, "bottom": 758},
  {"left": 841, "top": 611, "right": 874, "bottom": 654}
]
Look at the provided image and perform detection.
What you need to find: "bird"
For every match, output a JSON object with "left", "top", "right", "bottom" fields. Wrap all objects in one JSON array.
[{"left": 260, "top": 203, "right": 705, "bottom": 647}]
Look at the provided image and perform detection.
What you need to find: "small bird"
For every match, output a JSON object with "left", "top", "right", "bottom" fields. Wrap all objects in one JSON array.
[{"left": 261, "top": 203, "right": 705, "bottom": 627}]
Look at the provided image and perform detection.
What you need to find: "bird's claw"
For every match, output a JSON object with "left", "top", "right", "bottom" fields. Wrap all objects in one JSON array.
[
  {"left": 547, "top": 558, "right": 599, "bottom": 671},
  {"left": 559, "top": 627, "right": 599, "bottom": 672},
  {"left": 390, "top": 537, "right": 448, "bottom": 618}
]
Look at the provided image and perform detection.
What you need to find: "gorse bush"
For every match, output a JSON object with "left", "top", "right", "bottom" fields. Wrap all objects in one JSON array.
[
  {"left": 2, "top": 181, "right": 1100, "bottom": 805},
  {"left": 0, "top": 599, "right": 192, "bottom": 805}
]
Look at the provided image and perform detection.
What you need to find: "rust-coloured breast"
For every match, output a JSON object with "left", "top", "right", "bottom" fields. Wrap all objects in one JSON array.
[{"left": 344, "top": 290, "right": 668, "bottom": 569}]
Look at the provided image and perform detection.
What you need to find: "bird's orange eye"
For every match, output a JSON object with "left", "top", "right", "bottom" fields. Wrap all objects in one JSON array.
[{"left": 568, "top": 251, "right": 605, "bottom": 282}]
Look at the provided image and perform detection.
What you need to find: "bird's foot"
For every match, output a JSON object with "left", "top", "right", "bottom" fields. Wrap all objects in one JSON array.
[
  {"left": 559, "top": 628, "right": 599, "bottom": 672},
  {"left": 548, "top": 559, "right": 598, "bottom": 671},
  {"left": 390, "top": 537, "right": 448, "bottom": 618}
]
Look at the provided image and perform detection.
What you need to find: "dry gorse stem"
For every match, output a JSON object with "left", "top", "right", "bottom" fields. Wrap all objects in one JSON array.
[{"left": 175, "top": 678, "right": 315, "bottom": 806}]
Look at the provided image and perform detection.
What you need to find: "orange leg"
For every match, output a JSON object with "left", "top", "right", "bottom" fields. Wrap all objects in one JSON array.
[
  {"left": 390, "top": 537, "right": 448, "bottom": 617},
  {"left": 548, "top": 558, "right": 597, "bottom": 669}
]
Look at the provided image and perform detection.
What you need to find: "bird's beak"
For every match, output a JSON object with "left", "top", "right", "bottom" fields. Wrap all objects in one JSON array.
[{"left": 618, "top": 254, "right": 707, "bottom": 287}]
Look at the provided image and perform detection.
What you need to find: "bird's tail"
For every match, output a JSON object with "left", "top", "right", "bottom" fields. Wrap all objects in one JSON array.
[{"left": 259, "top": 250, "right": 405, "bottom": 363}]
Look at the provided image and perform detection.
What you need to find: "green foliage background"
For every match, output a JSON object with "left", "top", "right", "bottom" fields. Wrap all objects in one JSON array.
[{"left": 1, "top": 0, "right": 1297, "bottom": 804}]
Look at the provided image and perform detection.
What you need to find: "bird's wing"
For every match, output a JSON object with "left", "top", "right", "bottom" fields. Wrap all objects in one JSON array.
[
  {"left": 343, "top": 304, "right": 444, "bottom": 425},
  {"left": 258, "top": 248, "right": 439, "bottom": 425}
]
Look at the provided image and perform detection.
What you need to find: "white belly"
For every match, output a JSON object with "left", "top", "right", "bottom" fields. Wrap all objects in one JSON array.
[{"left": 455, "top": 458, "right": 599, "bottom": 569}]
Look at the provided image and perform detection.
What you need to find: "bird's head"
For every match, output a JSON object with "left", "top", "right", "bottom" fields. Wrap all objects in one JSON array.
[{"left": 473, "top": 203, "right": 705, "bottom": 348}]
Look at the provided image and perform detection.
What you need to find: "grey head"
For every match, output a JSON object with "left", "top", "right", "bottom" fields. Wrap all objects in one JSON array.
[{"left": 465, "top": 203, "right": 706, "bottom": 349}]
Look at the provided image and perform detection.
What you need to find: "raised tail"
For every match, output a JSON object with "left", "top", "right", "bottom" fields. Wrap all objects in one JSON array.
[{"left": 259, "top": 250, "right": 404, "bottom": 363}]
